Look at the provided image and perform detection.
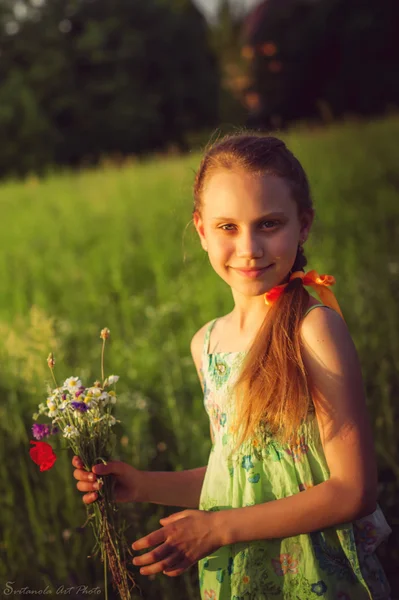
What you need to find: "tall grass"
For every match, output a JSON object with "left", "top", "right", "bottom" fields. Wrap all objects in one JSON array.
[{"left": 0, "top": 115, "right": 398, "bottom": 598}]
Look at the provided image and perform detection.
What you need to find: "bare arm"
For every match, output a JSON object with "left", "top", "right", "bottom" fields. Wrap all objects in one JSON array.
[
  {"left": 141, "top": 323, "right": 214, "bottom": 508},
  {"left": 140, "top": 467, "right": 207, "bottom": 508},
  {"left": 215, "top": 308, "right": 378, "bottom": 545}
]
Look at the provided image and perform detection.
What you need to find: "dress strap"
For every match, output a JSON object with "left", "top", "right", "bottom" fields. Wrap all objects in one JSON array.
[
  {"left": 303, "top": 303, "right": 335, "bottom": 318},
  {"left": 202, "top": 318, "right": 218, "bottom": 358},
  {"left": 200, "top": 319, "right": 217, "bottom": 384}
]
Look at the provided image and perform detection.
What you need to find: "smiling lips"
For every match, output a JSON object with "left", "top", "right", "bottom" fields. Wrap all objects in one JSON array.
[{"left": 232, "top": 264, "right": 274, "bottom": 278}]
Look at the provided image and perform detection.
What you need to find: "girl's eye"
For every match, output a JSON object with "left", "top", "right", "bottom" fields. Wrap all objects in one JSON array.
[
  {"left": 219, "top": 224, "right": 236, "bottom": 231},
  {"left": 261, "top": 220, "right": 279, "bottom": 229},
  {"left": 218, "top": 221, "right": 280, "bottom": 232}
]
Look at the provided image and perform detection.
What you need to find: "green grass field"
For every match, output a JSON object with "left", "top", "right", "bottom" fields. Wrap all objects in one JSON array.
[{"left": 0, "top": 115, "right": 398, "bottom": 599}]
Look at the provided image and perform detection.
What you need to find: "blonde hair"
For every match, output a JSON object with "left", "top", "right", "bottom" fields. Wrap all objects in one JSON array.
[{"left": 193, "top": 133, "right": 314, "bottom": 447}]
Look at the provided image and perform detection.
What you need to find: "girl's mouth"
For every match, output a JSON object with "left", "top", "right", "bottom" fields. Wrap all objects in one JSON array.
[{"left": 233, "top": 264, "right": 274, "bottom": 279}]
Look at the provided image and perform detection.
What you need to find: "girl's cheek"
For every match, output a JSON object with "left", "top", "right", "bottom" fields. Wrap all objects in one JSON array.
[
  {"left": 271, "top": 231, "right": 297, "bottom": 256},
  {"left": 210, "top": 238, "right": 232, "bottom": 255}
]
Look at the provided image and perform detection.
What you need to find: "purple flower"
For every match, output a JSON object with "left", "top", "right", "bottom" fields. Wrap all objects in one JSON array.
[
  {"left": 32, "top": 423, "right": 51, "bottom": 440},
  {"left": 75, "top": 387, "right": 85, "bottom": 398},
  {"left": 70, "top": 401, "right": 88, "bottom": 413}
]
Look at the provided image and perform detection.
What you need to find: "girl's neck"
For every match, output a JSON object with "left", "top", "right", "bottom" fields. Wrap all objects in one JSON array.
[
  {"left": 226, "top": 305, "right": 270, "bottom": 337},
  {"left": 210, "top": 309, "right": 266, "bottom": 354},
  {"left": 229, "top": 292, "right": 271, "bottom": 335},
  {"left": 228, "top": 270, "right": 293, "bottom": 333}
]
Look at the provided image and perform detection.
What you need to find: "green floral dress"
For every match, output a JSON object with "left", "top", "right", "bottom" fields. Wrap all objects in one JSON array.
[{"left": 198, "top": 309, "right": 392, "bottom": 600}]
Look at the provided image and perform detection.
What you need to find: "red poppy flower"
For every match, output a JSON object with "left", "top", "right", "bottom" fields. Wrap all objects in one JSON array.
[{"left": 29, "top": 440, "right": 57, "bottom": 471}]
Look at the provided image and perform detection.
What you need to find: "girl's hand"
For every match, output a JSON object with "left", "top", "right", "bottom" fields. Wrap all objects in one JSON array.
[
  {"left": 72, "top": 455, "right": 146, "bottom": 504},
  {"left": 132, "top": 509, "right": 221, "bottom": 577}
]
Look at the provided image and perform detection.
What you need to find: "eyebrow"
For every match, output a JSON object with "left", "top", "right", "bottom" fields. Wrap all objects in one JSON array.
[{"left": 211, "top": 212, "right": 287, "bottom": 221}]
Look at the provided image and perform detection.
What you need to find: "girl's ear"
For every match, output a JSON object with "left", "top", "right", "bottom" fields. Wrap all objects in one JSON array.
[
  {"left": 300, "top": 209, "right": 315, "bottom": 243},
  {"left": 193, "top": 211, "right": 208, "bottom": 252}
]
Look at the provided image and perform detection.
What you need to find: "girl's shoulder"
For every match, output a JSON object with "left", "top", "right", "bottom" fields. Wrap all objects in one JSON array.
[{"left": 300, "top": 295, "right": 349, "bottom": 357}]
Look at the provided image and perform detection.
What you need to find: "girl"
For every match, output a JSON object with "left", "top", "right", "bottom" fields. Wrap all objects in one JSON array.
[{"left": 72, "top": 134, "right": 391, "bottom": 599}]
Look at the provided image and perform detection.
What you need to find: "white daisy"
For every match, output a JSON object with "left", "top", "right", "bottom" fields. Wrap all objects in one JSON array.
[
  {"left": 63, "top": 377, "right": 82, "bottom": 394},
  {"left": 63, "top": 425, "right": 79, "bottom": 438},
  {"left": 107, "top": 391, "right": 117, "bottom": 405},
  {"left": 47, "top": 399, "right": 58, "bottom": 416},
  {"left": 87, "top": 387, "right": 102, "bottom": 398},
  {"left": 104, "top": 375, "right": 119, "bottom": 386}
]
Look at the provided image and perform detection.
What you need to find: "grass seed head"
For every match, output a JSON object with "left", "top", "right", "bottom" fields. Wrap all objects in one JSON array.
[{"left": 100, "top": 328, "right": 110, "bottom": 340}]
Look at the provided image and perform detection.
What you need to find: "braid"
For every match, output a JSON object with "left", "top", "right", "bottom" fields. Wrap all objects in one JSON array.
[{"left": 290, "top": 244, "right": 308, "bottom": 274}]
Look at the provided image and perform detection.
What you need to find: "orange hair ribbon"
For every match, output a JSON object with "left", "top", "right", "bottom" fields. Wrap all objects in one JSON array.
[{"left": 264, "top": 269, "right": 345, "bottom": 320}]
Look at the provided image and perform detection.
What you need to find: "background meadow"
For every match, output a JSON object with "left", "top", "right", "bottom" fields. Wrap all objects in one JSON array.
[{"left": 0, "top": 115, "right": 398, "bottom": 598}]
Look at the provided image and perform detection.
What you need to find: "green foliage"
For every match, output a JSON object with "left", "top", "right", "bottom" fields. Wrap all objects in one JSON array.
[
  {"left": 0, "top": 0, "right": 220, "bottom": 178},
  {"left": 0, "top": 70, "right": 56, "bottom": 176},
  {"left": 0, "top": 116, "right": 398, "bottom": 596}
]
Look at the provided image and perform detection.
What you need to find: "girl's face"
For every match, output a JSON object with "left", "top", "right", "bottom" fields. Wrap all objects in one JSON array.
[{"left": 194, "top": 169, "right": 314, "bottom": 297}]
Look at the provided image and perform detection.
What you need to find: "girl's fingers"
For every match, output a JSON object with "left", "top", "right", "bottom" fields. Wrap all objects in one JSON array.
[
  {"left": 133, "top": 543, "right": 173, "bottom": 567},
  {"left": 76, "top": 480, "right": 102, "bottom": 493},
  {"left": 72, "top": 456, "right": 99, "bottom": 504},
  {"left": 82, "top": 492, "right": 98, "bottom": 504},
  {"left": 133, "top": 528, "right": 165, "bottom": 551},
  {"left": 135, "top": 551, "right": 183, "bottom": 576},
  {"left": 72, "top": 456, "right": 83, "bottom": 468},
  {"left": 73, "top": 468, "right": 96, "bottom": 482},
  {"left": 163, "top": 563, "right": 189, "bottom": 577}
]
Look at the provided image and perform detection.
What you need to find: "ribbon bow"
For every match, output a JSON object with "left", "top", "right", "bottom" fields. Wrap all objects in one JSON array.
[{"left": 264, "top": 269, "right": 344, "bottom": 320}]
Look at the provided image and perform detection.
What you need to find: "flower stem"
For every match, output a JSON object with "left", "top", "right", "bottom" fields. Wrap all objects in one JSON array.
[
  {"left": 50, "top": 369, "right": 58, "bottom": 389},
  {"left": 104, "top": 546, "right": 108, "bottom": 600},
  {"left": 101, "top": 339, "right": 106, "bottom": 385}
]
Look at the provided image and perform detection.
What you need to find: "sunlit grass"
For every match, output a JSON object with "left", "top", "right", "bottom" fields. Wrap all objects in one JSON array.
[{"left": 0, "top": 115, "right": 398, "bottom": 597}]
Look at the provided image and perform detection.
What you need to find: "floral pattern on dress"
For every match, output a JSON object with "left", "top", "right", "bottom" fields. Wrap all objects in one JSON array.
[
  {"left": 205, "top": 398, "right": 224, "bottom": 432},
  {"left": 209, "top": 356, "right": 231, "bottom": 389},
  {"left": 241, "top": 455, "right": 253, "bottom": 471},
  {"left": 311, "top": 580, "right": 328, "bottom": 596},
  {"left": 271, "top": 553, "right": 299, "bottom": 576},
  {"left": 353, "top": 519, "right": 379, "bottom": 553},
  {"left": 310, "top": 531, "right": 359, "bottom": 583},
  {"left": 285, "top": 435, "right": 309, "bottom": 462}
]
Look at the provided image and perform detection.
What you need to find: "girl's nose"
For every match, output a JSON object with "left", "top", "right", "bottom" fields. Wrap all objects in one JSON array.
[{"left": 236, "top": 233, "right": 263, "bottom": 258}]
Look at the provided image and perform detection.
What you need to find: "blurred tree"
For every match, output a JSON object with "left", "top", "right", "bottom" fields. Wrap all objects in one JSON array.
[
  {"left": 0, "top": 70, "right": 57, "bottom": 176},
  {"left": 208, "top": 0, "right": 248, "bottom": 124},
  {"left": 0, "top": 0, "right": 220, "bottom": 177},
  {"left": 242, "top": 0, "right": 399, "bottom": 128}
]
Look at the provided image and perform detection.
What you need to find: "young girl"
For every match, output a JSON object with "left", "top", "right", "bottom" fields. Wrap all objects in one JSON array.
[{"left": 72, "top": 134, "right": 391, "bottom": 599}]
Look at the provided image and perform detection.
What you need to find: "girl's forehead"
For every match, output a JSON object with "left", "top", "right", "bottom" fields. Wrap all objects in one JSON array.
[{"left": 201, "top": 170, "right": 296, "bottom": 218}]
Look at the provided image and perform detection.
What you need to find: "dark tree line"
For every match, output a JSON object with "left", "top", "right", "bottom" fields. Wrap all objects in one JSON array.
[
  {"left": 244, "top": 0, "right": 399, "bottom": 128},
  {"left": 0, "top": 0, "right": 220, "bottom": 177},
  {"left": 1, "top": 0, "right": 399, "bottom": 178}
]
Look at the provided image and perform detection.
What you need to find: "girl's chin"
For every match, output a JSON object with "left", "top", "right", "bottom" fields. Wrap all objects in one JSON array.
[{"left": 231, "top": 282, "right": 273, "bottom": 298}]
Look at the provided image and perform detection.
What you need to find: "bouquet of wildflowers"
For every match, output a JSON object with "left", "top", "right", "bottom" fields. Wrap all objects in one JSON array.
[{"left": 30, "top": 328, "right": 136, "bottom": 600}]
